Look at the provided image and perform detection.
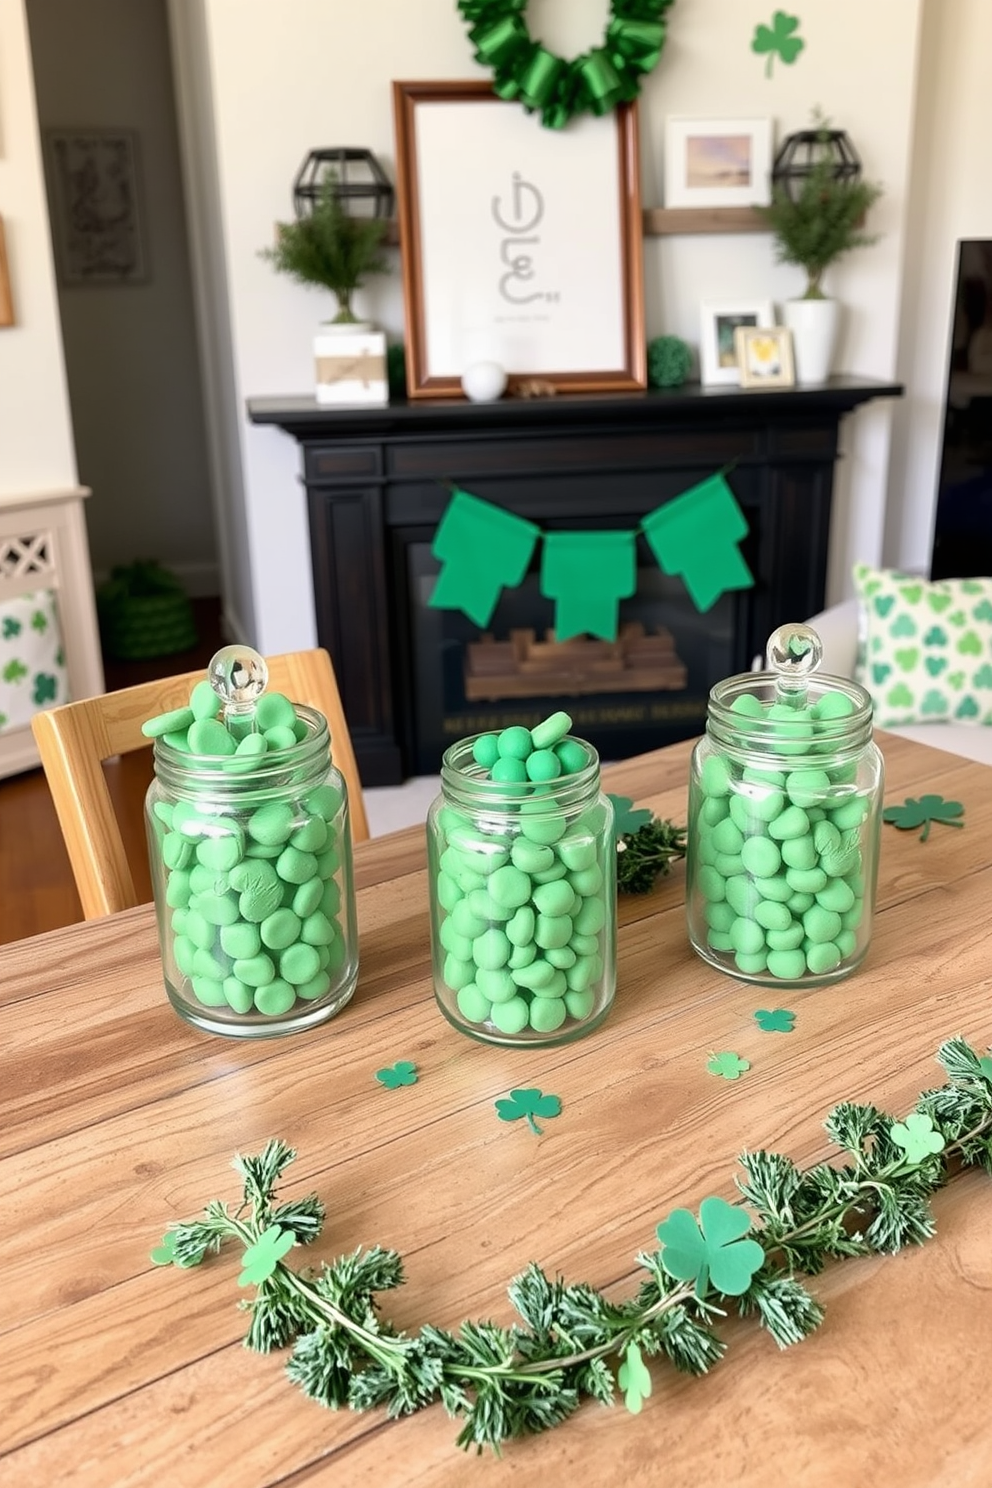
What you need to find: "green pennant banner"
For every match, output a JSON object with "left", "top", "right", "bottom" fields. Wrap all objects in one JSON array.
[
  {"left": 427, "top": 472, "right": 754, "bottom": 637},
  {"left": 641, "top": 473, "right": 753, "bottom": 613},
  {"left": 540, "top": 531, "right": 637, "bottom": 641},
  {"left": 429, "top": 488, "right": 540, "bottom": 628}
]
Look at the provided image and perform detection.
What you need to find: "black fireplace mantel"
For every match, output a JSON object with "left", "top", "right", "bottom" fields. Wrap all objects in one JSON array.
[{"left": 249, "top": 377, "right": 903, "bottom": 785}]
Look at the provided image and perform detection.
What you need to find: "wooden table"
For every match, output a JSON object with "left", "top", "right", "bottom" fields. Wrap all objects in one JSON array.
[{"left": 3, "top": 735, "right": 991, "bottom": 1486}]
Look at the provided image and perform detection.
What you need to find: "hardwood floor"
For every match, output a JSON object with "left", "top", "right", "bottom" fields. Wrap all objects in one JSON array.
[{"left": 0, "top": 597, "right": 224, "bottom": 948}]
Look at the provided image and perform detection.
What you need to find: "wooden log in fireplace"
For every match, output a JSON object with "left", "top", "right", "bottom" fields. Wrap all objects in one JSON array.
[{"left": 248, "top": 378, "right": 902, "bottom": 786}]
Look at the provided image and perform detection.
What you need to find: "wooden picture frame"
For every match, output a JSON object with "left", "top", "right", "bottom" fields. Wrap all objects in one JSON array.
[
  {"left": 664, "top": 117, "right": 773, "bottom": 210},
  {"left": 735, "top": 324, "right": 796, "bottom": 388},
  {"left": 392, "top": 80, "right": 646, "bottom": 399},
  {"left": 0, "top": 216, "right": 14, "bottom": 327},
  {"left": 699, "top": 298, "right": 775, "bottom": 387}
]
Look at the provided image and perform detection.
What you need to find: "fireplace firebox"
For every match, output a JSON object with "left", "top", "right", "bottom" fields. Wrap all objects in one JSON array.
[{"left": 249, "top": 379, "right": 901, "bottom": 785}]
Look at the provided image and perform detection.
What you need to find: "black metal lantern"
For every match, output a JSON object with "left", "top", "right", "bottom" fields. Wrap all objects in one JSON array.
[
  {"left": 771, "top": 128, "right": 862, "bottom": 202},
  {"left": 292, "top": 148, "right": 394, "bottom": 221}
]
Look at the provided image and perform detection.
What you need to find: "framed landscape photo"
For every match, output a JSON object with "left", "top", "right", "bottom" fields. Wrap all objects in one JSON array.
[
  {"left": 735, "top": 324, "right": 795, "bottom": 388},
  {"left": 699, "top": 299, "right": 775, "bottom": 387},
  {"left": 664, "top": 117, "right": 772, "bottom": 210},
  {"left": 392, "top": 80, "right": 646, "bottom": 399}
]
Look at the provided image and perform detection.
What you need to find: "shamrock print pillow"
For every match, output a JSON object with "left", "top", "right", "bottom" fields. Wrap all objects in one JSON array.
[
  {"left": 0, "top": 588, "right": 69, "bottom": 736},
  {"left": 852, "top": 564, "right": 992, "bottom": 727}
]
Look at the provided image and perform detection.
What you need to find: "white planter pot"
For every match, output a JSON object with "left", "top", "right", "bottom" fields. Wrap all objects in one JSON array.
[
  {"left": 783, "top": 298, "right": 841, "bottom": 386},
  {"left": 314, "top": 321, "right": 388, "bottom": 406}
]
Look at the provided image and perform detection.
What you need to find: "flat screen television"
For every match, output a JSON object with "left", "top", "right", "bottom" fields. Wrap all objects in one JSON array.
[{"left": 930, "top": 239, "right": 992, "bottom": 578}]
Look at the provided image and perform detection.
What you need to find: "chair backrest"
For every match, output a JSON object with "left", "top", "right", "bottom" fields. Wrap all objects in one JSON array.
[{"left": 31, "top": 647, "right": 369, "bottom": 921}]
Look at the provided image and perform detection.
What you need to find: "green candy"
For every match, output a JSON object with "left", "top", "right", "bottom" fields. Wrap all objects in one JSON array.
[
  {"left": 290, "top": 815, "right": 329, "bottom": 853},
  {"left": 473, "top": 928, "right": 512, "bottom": 970},
  {"left": 554, "top": 739, "right": 587, "bottom": 775},
  {"left": 766, "top": 922, "right": 804, "bottom": 951},
  {"left": 545, "top": 945, "right": 576, "bottom": 969},
  {"left": 704, "top": 900, "right": 736, "bottom": 933},
  {"left": 255, "top": 691, "right": 297, "bottom": 732},
  {"left": 196, "top": 833, "right": 244, "bottom": 872},
  {"left": 573, "top": 897, "right": 606, "bottom": 936},
  {"left": 506, "top": 905, "right": 536, "bottom": 947},
  {"left": 162, "top": 832, "right": 194, "bottom": 871},
  {"left": 450, "top": 900, "right": 488, "bottom": 940},
  {"left": 766, "top": 948, "right": 806, "bottom": 980},
  {"left": 568, "top": 864, "right": 603, "bottom": 897},
  {"left": 233, "top": 953, "right": 276, "bottom": 987},
  {"left": 456, "top": 984, "right": 492, "bottom": 1023},
  {"left": 529, "top": 997, "right": 567, "bottom": 1034},
  {"left": 263, "top": 725, "right": 297, "bottom": 751},
  {"left": 565, "top": 955, "right": 598, "bottom": 993},
  {"left": 490, "top": 997, "right": 531, "bottom": 1035},
  {"left": 222, "top": 976, "right": 255, "bottom": 1014},
  {"left": 191, "top": 946, "right": 227, "bottom": 981},
  {"left": 301, "top": 911, "right": 336, "bottom": 946},
  {"left": 466, "top": 888, "right": 513, "bottom": 923},
  {"left": 535, "top": 914, "right": 573, "bottom": 950},
  {"left": 786, "top": 769, "right": 831, "bottom": 809},
  {"left": 496, "top": 725, "right": 533, "bottom": 761},
  {"left": 305, "top": 784, "right": 344, "bottom": 822},
  {"left": 754, "top": 899, "right": 792, "bottom": 932},
  {"left": 491, "top": 756, "right": 528, "bottom": 785},
  {"left": 173, "top": 934, "right": 196, "bottom": 976},
  {"left": 189, "top": 679, "right": 219, "bottom": 721},
  {"left": 556, "top": 833, "right": 597, "bottom": 872},
  {"left": 254, "top": 979, "right": 297, "bottom": 1017},
  {"left": 248, "top": 801, "right": 296, "bottom": 846},
  {"left": 295, "top": 970, "right": 332, "bottom": 1002},
  {"left": 436, "top": 871, "right": 462, "bottom": 913},
  {"left": 197, "top": 892, "right": 239, "bottom": 927},
  {"left": 711, "top": 818, "right": 744, "bottom": 855},
  {"left": 530, "top": 711, "right": 571, "bottom": 749},
  {"left": 220, "top": 920, "right": 261, "bottom": 959},
  {"left": 184, "top": 910, "right": 214, "bottom": 950},
  {"left": 768, "top": 805, "right": 811, "bottom": 842},
  {"left": 564, "top": 988, "right": 595, "bottom": 1020},
  {"left": 292, "top": 877, "right": 325, "bottom": 918},
  {"left": 510, "top": 839, "right": 554, "bottom": 874},
  {"left": 260, "top": 908, "right": 301, "bottom": 950},
  {"left": 532, "top": 880, "right": 575, "bottom": 917},
  {"left": 188, "top": 717, "right": 236, "bottom": 756},
  {"left": 475, "top": 968, "right": 518, "bottom": 1003},
  {"left": 740, "top": 837, "right": 781, "bottom": 879},
  {"left": 142, "top": 706, "right": 195, "bottom": 739},
  {"left": 815, "top": 878, "right": 856, "bottom": 914},
  {"left": 191, "top": 975, "right": 228, "bottom": 1006},
  {"left": 487, "top": 864, "right": 532, "bottom": 910},
  {"left": 508, "top": 941, "right": 537, "bottom": 970},
  {"left": 729, "top": 918, "right": 765, "bottom": 956},
  {"left": 443, "top": 954, "right": 476, "bottom": 991},
  {"left": 735, "top": 950, "right": 769, "bottom": 975},
  {"left": 275, "top": 845, "right": 318, "bottom": 884},
  {"left": 280, "top": 942, "right": 322, "bottom": 985},
  {"left": 165, "top": 870, "right": 192, "bottom": 909},
  {"left": 806, "top": 941, "right": 842, "bottom": 975},
  {"left": 526, "top": 749, "right": 561, "bottom": 783},
  {"left": 511, "top": 959, "right": 556, "bottom": 991},
  {"left": 700, "top": 753, "right": 732, "bottom": 798},
  {"left": 802, "top": 905, "right": 842, "bottom": 944},
  {"left": 781, "top": 835, "right": 817, "bottom": 871},
  {"left": 472, "top": 733, "right": 500, "bottom": 769},
  {"left": 518, "top": 801, "right": 568, "bottom": 845}
]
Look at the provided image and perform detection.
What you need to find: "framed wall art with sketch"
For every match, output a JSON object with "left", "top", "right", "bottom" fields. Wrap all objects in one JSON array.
[
  {"left": 45, "top": 128, "right": 147, "bottom": 286},
  {"left": 392, "top": 80, "right": 646, "bottom": 399}
]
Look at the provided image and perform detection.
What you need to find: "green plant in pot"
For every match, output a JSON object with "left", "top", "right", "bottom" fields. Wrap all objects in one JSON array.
[
  {"left": 756, "top": 121, "right": 883, "bottom": 385},
  {"left": 261, "top": 178, "right": 392, "bottom": 404}
]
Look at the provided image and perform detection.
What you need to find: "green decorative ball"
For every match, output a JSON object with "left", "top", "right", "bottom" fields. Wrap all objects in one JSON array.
[{"left": 647, "top": 335, "right": 692, "bottom": 389}]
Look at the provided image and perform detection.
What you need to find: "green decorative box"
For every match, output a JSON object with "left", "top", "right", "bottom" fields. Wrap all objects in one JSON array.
[{"left": 97, "top": 561, "right": 198, "bottom": 661}]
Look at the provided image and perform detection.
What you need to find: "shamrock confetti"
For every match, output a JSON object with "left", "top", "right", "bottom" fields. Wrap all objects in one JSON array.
[
  {"left": 890, "top": 1113, "right": 946, "bottom": 1165},
  {"left": 882, "top": 794, "right": 965, "bottom": 842},
  {"left": 617, "top": 1340, "right": 652, "bottom": 1415},
  {"left": 238, "top": 1224, "right": 296, "bottom": 1286},
  {"left": 707, "top": 1051, "right": 750, "bottom": 1081},
  {"left": 150, "top": 1231, "right": 180, "bottom": 1266},
  {"left": 751, "top": 10, "right": 805, "bottom": 77},
  {"left": 754, "top": 1008, "right": 795, "bottom": 1034},
  {"left": 979, "top": 1057, "right": 992, "bottom": 1081},
  {"left": 375, "top": 1061, "right": 418, "bottom": 1089},
  {"left": 495, "top": 1087, "right": 562, "bottom": 1135},
  {"left": 607, "top": 793, "right": 653, "bottom": 839},
  {"left": 657, "top": 1196, "right": 765, "bottom": 1298}
]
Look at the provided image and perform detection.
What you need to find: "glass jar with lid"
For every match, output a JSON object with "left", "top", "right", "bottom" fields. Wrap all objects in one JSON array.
[
  {"left": 144, "top": 646, "right": 359, "bottom": 1036},
  {"left": 685, "top": 623, "right": 884, "bottom": 988},
  {"left": 426, "top": 717, "right": 616, "bottom": 1047}
]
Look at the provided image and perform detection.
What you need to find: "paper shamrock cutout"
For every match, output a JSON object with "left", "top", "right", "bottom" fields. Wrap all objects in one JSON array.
[
  {"left": 375, "top": 1060, "right": 418, "bottom": 1089},
  {"left": 657, "top": 1196, "right": 765, "bottom": 1298},
  {"left": 495, "top": 1087, "right": 562, "bottom": 1135},
  {"left": 890, "top": 1113, "right": 946, "bottom": 1164},
  {"left": 641, "top": 474, "right": 753, "bottom": 613},
  {"left": 979, "top": 1056, "right": 992, "bottom": 1081},
  {"left": 618, "top": 1340, "right": 652, "bottom": 1414},
  {"left": 540, "top": 530, "right": 637, "bottom": 642},
  {"left": 150, "top": 1230, "right": 179, "bottom": 1266},
  {"left": 607, "top": 793, "right": 654, "bottom": 839},
  {"left": 429, "top": 488, "right": 540, "bottom": 628},
  {"left": 754, "top": 1008, "right": 795, "bottom": 1034},
  {"left": 707, "top": 1051, "right": 751, "bottom": 1081},
  {"left": 751, "top": 11, "right": 805, "bottom": 76},
  {"left": 237, "top": 1224, "right": 295, "bottom": 1287},
  {"left": 882, "top": 794, "right": 965, "bottom": 841}
]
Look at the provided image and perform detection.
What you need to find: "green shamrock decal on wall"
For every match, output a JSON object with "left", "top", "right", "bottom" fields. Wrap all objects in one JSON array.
[
  {"left": 752, "top": 10, "right": 805, "bottom": 76},
  {"left": 30, "top": 608, "right": 49, "bottom": 633},
  {"left": 237, "top": 1224, "right": 296, "bottom": 1286},
  {"left": 882, "top": 794, "right": 965, "bottom": 841},
  {"left": 617, "top": 1340, "right": 652, "bottom": 1414},
  {"left": 2, "top": 616, "right": 21, "bottom": 639},
  {"left": 890, "top": 1113, "right": 945, "bottom": 1165},
  {"left": 495, "top": 1087, "right": 562, "bottom": 1135},
  {"left": 32, "top": 672, "right": 58, "bottom": 705},
  {"left": 375, "top": 1060, "right": 418, "bottom": 1089},
  {"left": 657, "top": 1196, "right": 765, "bottom": 1298},
  {"left": 707, "top": 1051, "right": 750, "bottom": 1081},
  {"left": 3, "top": 659, "right": 27, "bottom": 684}
]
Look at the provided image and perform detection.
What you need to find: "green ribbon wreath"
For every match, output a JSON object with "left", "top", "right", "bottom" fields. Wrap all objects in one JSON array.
[{"left": 456, "top": 0, "right": 676, "bottom": 129}]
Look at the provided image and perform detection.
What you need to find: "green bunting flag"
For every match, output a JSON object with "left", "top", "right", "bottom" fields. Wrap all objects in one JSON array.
[
  {"left": 641, "top": 473, "right": 753, "bottom": 613},
  {"left": 429, "top": 488, "right": 540, "bottom": 628},
  {"left": 541, "top": 531, "right": 637, "bottom": 641},
  {"left": 428, "top": 473, "right": 754, "bottom": 636}
]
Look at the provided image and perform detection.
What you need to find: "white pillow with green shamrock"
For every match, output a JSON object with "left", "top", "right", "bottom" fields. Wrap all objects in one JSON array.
[
  {"left": 852, "top": 563, "right": 992, "bottom": 727},
  {"left": 0, "top": 588, "right": 69, "bottom": 736}
]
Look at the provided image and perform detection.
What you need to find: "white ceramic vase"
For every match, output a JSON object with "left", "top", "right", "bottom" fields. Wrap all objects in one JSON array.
[
  {"left": 783, "top": 298, "right": 841, "bottom": 386},
  {"left": 314, "top": 320, "right": 388, "bottom": 406}
]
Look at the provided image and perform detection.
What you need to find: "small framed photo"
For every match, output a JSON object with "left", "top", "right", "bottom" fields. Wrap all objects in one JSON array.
[
  {"left": 699, "top": 299, "right": 775, "bottom": 386},
  {"left": 735, "top": 325, "right": 795, "bottom": 388},
  {"left": 664, "top": 118, "right": 773, "bottom": 209}
]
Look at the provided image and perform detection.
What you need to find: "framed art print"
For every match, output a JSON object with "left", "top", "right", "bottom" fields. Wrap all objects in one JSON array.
[{"left": 665, "top": 118, "right": 773, "bottom": 210}]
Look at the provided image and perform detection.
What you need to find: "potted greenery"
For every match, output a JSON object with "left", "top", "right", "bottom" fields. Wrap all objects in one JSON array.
[
  {"left": 756, "top": 126, "right": 883, "bottom": 384},
  {"left": 262, "top": 178, "right": 391, "bottom": 405}
]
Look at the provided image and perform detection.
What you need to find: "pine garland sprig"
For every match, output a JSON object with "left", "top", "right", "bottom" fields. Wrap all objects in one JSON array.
[{"left": 155, "top": 1038, "right": 992, "bottom": 1453}]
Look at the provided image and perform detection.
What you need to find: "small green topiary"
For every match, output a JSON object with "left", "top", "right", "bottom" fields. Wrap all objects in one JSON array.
[
  {"left": 647, "top": 335, "right": 692, "bottom": 388},
  {"left": 260, "top": 178, "right": 390, "bottom": 324}
]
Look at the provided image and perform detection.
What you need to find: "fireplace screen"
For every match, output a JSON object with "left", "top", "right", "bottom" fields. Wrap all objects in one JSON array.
[{"left": 403, "top": 541, "right": 740, "bottom": 773}]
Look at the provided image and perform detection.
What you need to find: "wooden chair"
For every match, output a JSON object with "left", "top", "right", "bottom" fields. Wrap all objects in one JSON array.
[{"left": 31, "top": 648, "right": 369, "bottom": 921}]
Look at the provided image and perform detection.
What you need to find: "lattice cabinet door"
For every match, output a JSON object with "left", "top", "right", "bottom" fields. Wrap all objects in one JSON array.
[{"left": 0, "top": 487, "right": 104, "bottom": 778}]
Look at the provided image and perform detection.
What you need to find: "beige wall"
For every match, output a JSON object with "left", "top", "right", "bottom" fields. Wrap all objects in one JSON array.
[
  {"left": 885, "top": 0, "right": 992, "bottom": 574},
  {"left": 0, "top": 0, "right": 76, "bottom": 496}
]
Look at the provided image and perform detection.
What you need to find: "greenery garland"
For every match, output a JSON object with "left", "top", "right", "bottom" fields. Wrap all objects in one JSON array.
[
  {"left": 156, "top": 1037, "right": 992, "bottom": 1453},
  {"left": 456, "top": 0, "right": 676, "bottom": 129}
]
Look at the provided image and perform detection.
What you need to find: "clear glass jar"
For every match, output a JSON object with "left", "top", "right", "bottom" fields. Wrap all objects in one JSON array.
[
  {"left": 685, "top": 624, "right": 884, "bottom": 988},
  {"left": 427, "top": 735, "right": 616, "bottom": 1047},
  {"left": 145, "top": 704, "right": 359, "bottom": 1037}
]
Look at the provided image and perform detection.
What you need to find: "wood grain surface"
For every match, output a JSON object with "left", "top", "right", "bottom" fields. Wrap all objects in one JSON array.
[{"left": 1, "top": 734, "right": 991, "bottom": 1487}]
